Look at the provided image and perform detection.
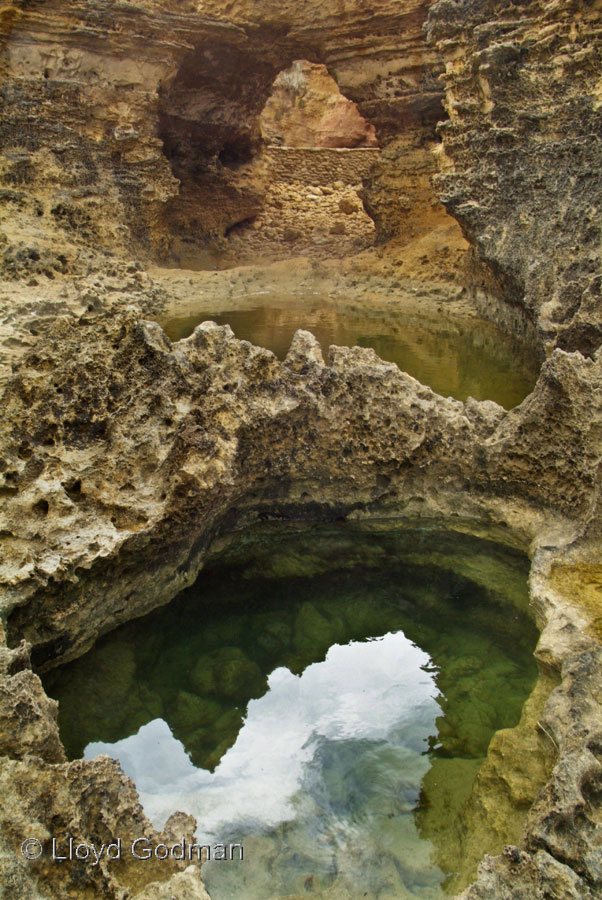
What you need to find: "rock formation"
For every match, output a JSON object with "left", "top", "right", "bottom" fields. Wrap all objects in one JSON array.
[
  {"left": 0, "top": 0, "right": 601, "bottom": 898},
  {"left": 2, "top": 315, "right": 602, "bottom": 898},
  {"left": 0, "top": 0, "right": 449, "bottom": 258},
  {"left": 260, "top": 60, "right": 379, "bottom": 149},
  {"left": 426, "top": 0, "right": 602, "bottom": 355}
]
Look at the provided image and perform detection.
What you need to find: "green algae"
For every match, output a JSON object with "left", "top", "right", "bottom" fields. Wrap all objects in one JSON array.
[{"left": 43, "top": 525, "right": 540, "bottom": 898}]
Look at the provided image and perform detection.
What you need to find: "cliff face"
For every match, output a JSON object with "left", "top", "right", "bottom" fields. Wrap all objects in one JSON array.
[{"left": 426, "top": 0, "right": 602, "bottom": 355}]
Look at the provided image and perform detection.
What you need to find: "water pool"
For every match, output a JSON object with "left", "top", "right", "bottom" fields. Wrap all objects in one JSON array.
[
  {"left": 160, "top": 294, "right": 540, "bottom": 409},
  {"left": 43, "top": 527, "right": 538, "bottom": 899}
]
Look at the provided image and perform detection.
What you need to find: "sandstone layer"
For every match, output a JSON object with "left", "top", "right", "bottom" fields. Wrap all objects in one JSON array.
[
  {"left": 259, "top": 60, "right": 379, "bottom": 149},
  {"left": 0, "top": 0, "right": 455, "bottom": 265}
]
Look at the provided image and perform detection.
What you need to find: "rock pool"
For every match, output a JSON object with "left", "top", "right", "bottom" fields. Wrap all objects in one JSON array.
[{"left": 43, "top": 527, "right": 539, "bottom": 899}]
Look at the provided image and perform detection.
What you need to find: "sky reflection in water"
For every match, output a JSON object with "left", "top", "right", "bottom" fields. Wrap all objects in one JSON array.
[{"left": 85, "top": 632, "right": 443, "bottom": 897}]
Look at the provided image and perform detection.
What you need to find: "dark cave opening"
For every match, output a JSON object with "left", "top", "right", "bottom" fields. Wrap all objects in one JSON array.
[
  {"left": 154, "top": 41, "right": 390, "bottom": 267},
  {"left": 152, "top": 30, "right": 454, "bottom": 272}
]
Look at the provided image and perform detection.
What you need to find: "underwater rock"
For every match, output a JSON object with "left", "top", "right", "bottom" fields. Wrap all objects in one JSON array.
[
  {"left": 173, "top": 692, "right": 224, "bottom": 734},
  {"left": 215, "top": 648, "right": 265, "bottom": 700},
  {"left": 128, "top": 685, "right": 164, "bottom": 732},
  {"left": 293, "top": 602, "right": 334, "bottom": 661},
  {"left": 190, "top": 655, "right": 218, "bottom": 696},
  {"left": 191, "top": 647, "right": 265, "bottom": 701},
  {"left": 253, "top": 613, "right": 293, "bottom": 661}
]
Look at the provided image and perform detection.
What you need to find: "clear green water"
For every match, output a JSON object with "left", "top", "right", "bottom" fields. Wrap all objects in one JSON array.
[
  {"left": 43, "top": 527, "right": 538, "bottom": 899},
  {"left": 159, "top": 294, "right": 540, "bottom": 408}
]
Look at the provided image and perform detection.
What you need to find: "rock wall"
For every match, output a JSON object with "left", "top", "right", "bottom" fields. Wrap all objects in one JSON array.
[
  {"left": 0, "top": 0, "right": 446, "bottom": 258},
  {"left": 260, "top": 60, "right": 379, "bottom": 148},
  {"left": 1, "top": 318, "right": 602, "bottom": 898},
  {"left": 426, "top": 0, "right": 602, "bottom": 354},
  {"left": 218, "top": 148, "right": 379, "bottom": 263},
  {"left": 264, "top": 146, "right": 380, "bottom": 185},
  {"left": 361, "top": 132, "right": 451, "bottom": 244}
]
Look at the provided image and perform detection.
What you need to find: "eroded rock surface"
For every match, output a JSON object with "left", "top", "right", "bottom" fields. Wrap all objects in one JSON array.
[
  {"left": 1, "top": 314, "right": 602, "bottom": 897},
  {"left": 0, "top": 0, "right": 602, "bottom": 898},
  {"left": 427, "top": 0, "right": 602, "bottom": 355},
  {"left": 260, "top": 60, "right": 379, "bottom": 149},
  {"left": 0, "top": 0, "right": 453, "bottom": 264}
]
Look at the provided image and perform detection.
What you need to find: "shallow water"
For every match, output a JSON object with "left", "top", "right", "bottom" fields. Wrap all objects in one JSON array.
[
  {"left": 43, "top": 527, "right": 538, "bottom": 899},
  {"left": 160, "top": 293, "right": 540, "bottom": 408}
]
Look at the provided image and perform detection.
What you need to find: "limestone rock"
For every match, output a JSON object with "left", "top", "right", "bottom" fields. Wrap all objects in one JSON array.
[
  {"left": 0, "top": 1, "right": 602, "bottom": 899},
  {"left": 426, "top": 0, "right": 602, "bottom": 354},
  {"left": 260, "top": 60, "right": 379, "bottom": 148}
]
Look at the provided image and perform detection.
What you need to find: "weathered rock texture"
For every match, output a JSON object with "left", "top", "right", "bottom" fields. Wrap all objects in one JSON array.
[
  {"left": 1, "top": 314, "right": 602, "bottom": 898},
  {"left": 0, "top": 0, "right": 453, "bottom": 263},
  {"left": 218, "top": 149, "right": 378, "bottom": 263},
  {"left": 426, "top": 0, "right": 602, "bottom": 355},
  {"left": 0, "top": 0, "right": 602, "bottom": 899},
  {"left": 422, "top": 0, "right": 602, "bottom": 894}
]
